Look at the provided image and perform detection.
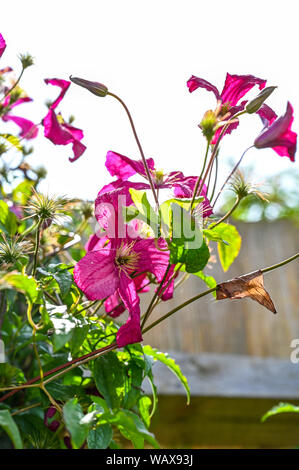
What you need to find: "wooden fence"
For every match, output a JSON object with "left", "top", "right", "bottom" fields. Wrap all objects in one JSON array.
[{"left": 142, "top": 220, "right": 299, "bottom": 358}]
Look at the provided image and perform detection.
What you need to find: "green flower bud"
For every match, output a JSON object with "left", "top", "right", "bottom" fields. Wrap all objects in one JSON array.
[
  {"left": 246, "top": 86, "right": 277, "bottom": 114},
  {"left": 69, "top": 76, "right": 108, "bottom": 97}
]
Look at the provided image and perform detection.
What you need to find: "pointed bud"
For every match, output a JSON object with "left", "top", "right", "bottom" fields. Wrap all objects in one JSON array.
[
  {"left": 69, "top": 76, "right": 108, "bottom": 97},
  {"left": 246, "top": 86, "right": 277, "bottom": 114}
]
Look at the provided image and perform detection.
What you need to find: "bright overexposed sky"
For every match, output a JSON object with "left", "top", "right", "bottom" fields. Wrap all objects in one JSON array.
[{"left": 2, "top": 0, "right": 299, "bottom": 204}]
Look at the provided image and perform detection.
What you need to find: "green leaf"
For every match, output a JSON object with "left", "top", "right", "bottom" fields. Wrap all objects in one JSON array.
[
  {"left": 63, "top": 398, "right": 90, "bottom": 448},
  {"left": 110, "top": 409, "right": 159, "bottom": 449},
  {"left": 48, "top": 304, "right": 77, "bottom": 352},
  {"left": 203, "top": 228, "right": 229, "bottom": 244},
  {"left": 0, "top": 134, "right": 22, "bottom": 151},
  {"left": 143, "top": 345, "right": 190, "bottom": 405},
  {"left": 12, "top": 180, "right": 34, "bottom": 205},
  {"left": 188, "top": 270, "right": 217, "bottom": 298},
  {"left": 138, "top": 396, "right": 152, "bottom": 428},
  {"left": 0, "top": 200, "right": 17, "bottom": 236},
  {"left": 69, "top": 324, "right": 90, "bottom": 354},
  {"left": 129, "top": 189, "right": 159, "bottom": 235},
  {"left": 209, "top": 223, "right": 241, "bottom": 272},
  {"left": 94, "top": 352, "right": 125, "bottom": 409},
  {"left": 0, "top": 410, "right": 23, "bottom": 449},
  {"left": 170, "top": 239, "right": 210, "bottom": 273},
  {"left": 262, "top": 402, "right": 299, "bottom": 422},
  {"left": 87, "top": 424, "right": 112, "bottom": 449},
  {"left": 1, "top": 273, "right": 39, "bottom": 304},
  {"left": 0, "top": 364, "right": 25, "bottom": 388},
  {"left": 38, "top": 264, "right": 73, "bottom": 297}
]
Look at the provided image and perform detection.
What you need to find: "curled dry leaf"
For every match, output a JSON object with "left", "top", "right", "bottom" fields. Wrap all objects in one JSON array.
[{"left": 216, "top": 269, "right": 277, "bottom": 313}]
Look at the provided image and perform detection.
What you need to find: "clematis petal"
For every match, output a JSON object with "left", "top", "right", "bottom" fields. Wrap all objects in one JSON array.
[
  {"left": 104, "top": 292, "right": 125, "bottom": 318},
  {"left": 173, "top": 176, "right": 213, "bottom": 217},
  {"left": 221, "top": 73, "right": 266, "bottom": 106},
  {"left": 117, "top": 272, "right": 142, "bottom": 347},
  {"left": 44, "top": 78, "right": 71, "bottom": 110},
  {"left": 3, "top": 96, "right": 32, "bottom": 110},
  {"left": 73, "top": 249, "right": 119, "bottom": 300},
  {"left": 256, "top": 104, "right": 278, "bottom": 127},
  {"left": 187, "top": 75, "right": 221, "bottom": 100},
  {"left": 0, "top": 33, "right": 6, "bottom": 58},
  {"left": 134, "top": 238, "right": 170, "bottom": 283},
  {"left": 254, "top": 102, "right": 297, "bottom": 161},
  {"left": 43, "top": 109, "right": 86, "bottom": 161},
  {"left": 2, "top": 114, "right": 38, "bottom": 139},
  {"left": 105, "top": 150, "right": 155, "bottom": 181}
]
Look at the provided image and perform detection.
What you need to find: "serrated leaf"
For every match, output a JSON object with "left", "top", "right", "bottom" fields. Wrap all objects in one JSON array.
[
  {"left": 262, "top": 402, "right": 299, "bottom": 422},
  {"left": 0, "top": 410, "right": 23, "bottom": 449},
  {"left": 143, "top": 345, "right": 190, "bottom": 405},
  {"left": 87, "top": 424, "right": 112, "bottom": 449},
  {"left": 63, "top": 398, "right": 90, "bottom": 449}
]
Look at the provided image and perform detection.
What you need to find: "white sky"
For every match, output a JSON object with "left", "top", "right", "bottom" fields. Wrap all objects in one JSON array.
[{"left": 2, "top": 0, "right": 299, "bottom": 204}]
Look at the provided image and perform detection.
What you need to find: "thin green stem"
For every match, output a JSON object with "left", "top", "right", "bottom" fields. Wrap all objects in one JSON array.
[
  {"left": 141, "top": 264, "right": 171, "bottom": 330},
  {"left": 2, "top": 68, "right": 24, "bottom": 100},
  {"left": 107, "top": 91, "right": 159, "bottom": 208},
  {"left": 262, "top": 252, "right": 299, "bottom": 274},
  {"left": 190, "top": 141, "right": 210, "bottom": 210},
  {"left": 212, "top": 145, "right": 253, "bottom": 208},
  {"left": 210, "top": 196, "right": 241, "bottom": 228},
  {"left": 143, "top": 287, "right": 216, "bottom": 334},
  {"left": 208, "top": 150, "right": 219, "bottom": 202},
  {"left": 143, "top": 250, "right": 299, "bottom": 334},
  {"left": 32, "top": 219, "right": 42, "bottom": 277}
]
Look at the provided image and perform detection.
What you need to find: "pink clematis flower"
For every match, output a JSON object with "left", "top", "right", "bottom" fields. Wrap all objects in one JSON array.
[
  {"left": 43, "top": 78, "right": 86, "bottom": 161},
  {"left": 254, "top": 102, "right": 297, "bottom": 162},
  {"left": 74, "top": 236, "right": 172, "bottom": 347},
  {"left": 1, "top": 95, "right": 38, "bottom": 140},
  {"left": 0, "top": 33, "right": 6, "bottom": 58},
  {"left": 187, "top": 73, "right": 267, "bottom": 143},
  {"left": 100, "top": 150, "right": 213, "bottom": 217}
]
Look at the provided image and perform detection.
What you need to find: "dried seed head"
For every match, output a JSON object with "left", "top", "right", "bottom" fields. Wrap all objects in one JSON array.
[{"left": 23, "top": 188, "right": 71, "bottom": 225}]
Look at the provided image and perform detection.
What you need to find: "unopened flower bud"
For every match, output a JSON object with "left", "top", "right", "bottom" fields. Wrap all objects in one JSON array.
[
  {"left": 69, "top": 76, "right": 108, "bottom": 97},
  {"left": 246, "top": 86, "right": 277, "bottom": 114},
  {"left": 199, "top": 110, "right": 217, "bottom": 142}
]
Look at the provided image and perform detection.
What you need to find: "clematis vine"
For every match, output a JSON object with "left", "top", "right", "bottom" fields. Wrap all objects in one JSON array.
[
  {"left": 254, "top": 102, "right": 297, "bottom": 162},
  {"left": 43, "top": 78, "right": 86, "bottom": 161},
  {"left": 187, "top": 73, "right": 266, "bottom": 143}
]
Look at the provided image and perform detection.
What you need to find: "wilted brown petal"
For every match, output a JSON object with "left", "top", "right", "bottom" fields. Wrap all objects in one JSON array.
[{"left": 216, "top": 269, "right": 277, "bottom": 313}]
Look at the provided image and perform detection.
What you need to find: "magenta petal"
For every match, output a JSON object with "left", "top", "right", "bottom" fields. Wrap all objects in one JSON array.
[
  {"left": 254, "top": 102, "right": 297, "bottom": 162},
  {"left": 0, "top": 33, "right": 6, "bottom": 58},
  {"left": 256, "top": 104, "right": 277, "bottom": 127},
  {"left": 187, "top": 75, "right": 221, "bottom": 100},
  {"left": 105, "top": 151, "right": 155, "bottom": 181},
  {"left": 73, "top": 249, "right": 119, "bottom": 300},
  {"left": 104, "top": 292, "right": 125, "bottom": 318},
  {"left": 2, "top": 114, "right": 38, "bottom": 139},
  {"left": 44, "top": 109, "right": 73, "bottom": 144},
  {"left": 69, "top": 140, "right": 86, "bottom": 162},
  {"left": 116, "top": 272, "right": 142, "bottom": 347},
  {"left": 173, "top": 176, "right": 213, "bottom": 217},
  {"left": 221, "top": 73, "right": 266, "bottom": 106},
  {"left": 44, "top": 78, "right": 71, "bottom": 110},
  {"left": 134, "top": 238, "right": 170, "bottom": 283}
]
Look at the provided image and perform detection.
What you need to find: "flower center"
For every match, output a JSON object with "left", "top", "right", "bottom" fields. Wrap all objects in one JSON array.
[{"left": 115, "top": 241, "right": 140, "bottom": 274}]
